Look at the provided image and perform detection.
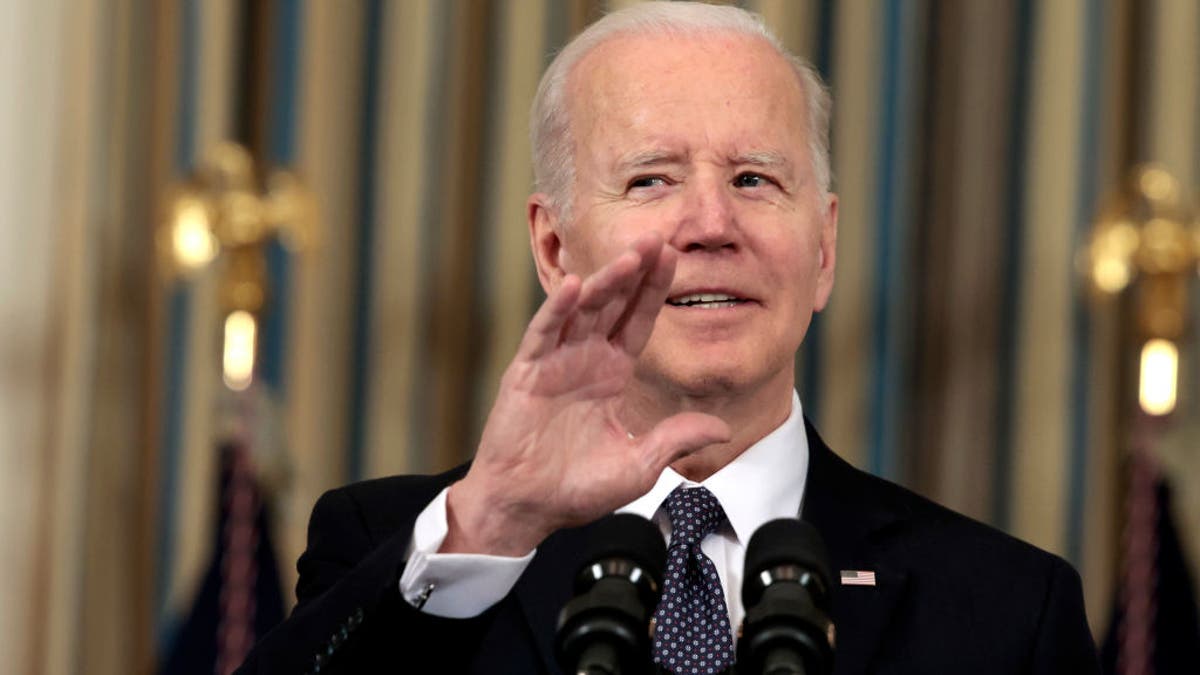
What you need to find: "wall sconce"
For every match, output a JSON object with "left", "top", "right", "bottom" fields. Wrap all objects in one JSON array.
[
  {"left": 1083, "top": 164, "right": 1198, "bottom": 417},
  {"left": 158, "top": 141, "right": 316, "bottom": 391}
]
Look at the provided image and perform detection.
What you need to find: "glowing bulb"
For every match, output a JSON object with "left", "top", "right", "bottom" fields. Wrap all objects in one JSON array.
[
  {"left": 171, "top": 198, "right": 219, "bottom": 270},
  {"left": 223, "top": 310, "right": 257, "bottom": 391},
  {"left": 1139, "top": 338, "right": 1178, "bottom": 416},
  {"left": 1092, "top": 257, "right": 1132, "bottom": 293},
  {"left": 1087, "top": 221, "right": 1139, "bottom": 293}
]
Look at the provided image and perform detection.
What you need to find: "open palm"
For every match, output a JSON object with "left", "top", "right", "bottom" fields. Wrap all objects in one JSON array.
[{"left": 445, "top": 234, "right": 730, "bottom": 556}]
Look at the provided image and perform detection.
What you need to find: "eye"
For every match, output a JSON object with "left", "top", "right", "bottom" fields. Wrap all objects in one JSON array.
[
  {"left": 733, "top": 172, "right": 771, "bottom": 188},
  {"left": 628, "top": 175, "right": 668, "bottom": 190}
]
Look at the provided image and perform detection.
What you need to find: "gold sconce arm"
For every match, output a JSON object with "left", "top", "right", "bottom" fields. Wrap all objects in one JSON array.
[
  {"left": 157, "top": 142, "right": 318, "bottom": 391},
  {"left": 1083, "top": 164, "right": 1199, "bottom": 417}
]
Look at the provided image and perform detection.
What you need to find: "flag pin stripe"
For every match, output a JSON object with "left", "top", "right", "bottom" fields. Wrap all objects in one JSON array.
[{"left": 840, "top": 570, "right": 877, "bottom": 586}]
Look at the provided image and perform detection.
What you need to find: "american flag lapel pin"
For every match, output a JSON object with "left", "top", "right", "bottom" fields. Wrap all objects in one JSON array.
[{"left": 840, "top": 570, "right": 877, "bottom": 587}]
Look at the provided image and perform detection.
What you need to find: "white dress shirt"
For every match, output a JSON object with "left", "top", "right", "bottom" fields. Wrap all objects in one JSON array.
[{"left": 399, "top": 391, "right": 809, "bottom": 635}]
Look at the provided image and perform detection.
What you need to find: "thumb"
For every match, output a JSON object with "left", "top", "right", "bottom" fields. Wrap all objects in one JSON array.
[{"left": 640, "top": 412, "right": 732, "bottom": 468}]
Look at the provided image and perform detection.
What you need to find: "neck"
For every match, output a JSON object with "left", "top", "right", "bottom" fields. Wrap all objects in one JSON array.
[{"left": 621, "top": 371, "right": 795, "bottom": 483}]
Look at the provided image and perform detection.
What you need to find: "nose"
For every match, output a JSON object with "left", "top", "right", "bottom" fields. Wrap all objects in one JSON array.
[{"left": 668, "top": 176, "right": 738, "bottom": 253}]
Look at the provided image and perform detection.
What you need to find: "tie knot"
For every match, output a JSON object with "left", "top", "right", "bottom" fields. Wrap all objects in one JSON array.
[{"left": 663, "top": 486, "right": 726, "bottom": 548}]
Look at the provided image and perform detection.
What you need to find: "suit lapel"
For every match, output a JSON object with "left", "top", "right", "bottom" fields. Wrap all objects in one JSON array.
[
  {"left": 801, "top": 420, "right": 910, "bottom": 675},
  {"left": 514, "top": 521, "right": 595, "bottom": 673}
]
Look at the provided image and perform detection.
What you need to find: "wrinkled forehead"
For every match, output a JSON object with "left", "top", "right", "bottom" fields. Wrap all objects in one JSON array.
[{"left": 564, "top": 31, "right": 810, "bottom": 165}]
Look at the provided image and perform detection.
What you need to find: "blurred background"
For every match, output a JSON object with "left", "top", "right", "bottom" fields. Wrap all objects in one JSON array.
[{"left": 2, "top": 0, "right": 1198, "bottom": 673}]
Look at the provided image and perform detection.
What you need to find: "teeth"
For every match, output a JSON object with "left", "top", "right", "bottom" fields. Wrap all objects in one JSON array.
[{"left": 667, "top": 293, "right": 743, "bottom": 307}]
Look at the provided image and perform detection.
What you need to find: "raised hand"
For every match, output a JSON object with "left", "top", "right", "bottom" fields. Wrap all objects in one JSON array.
[{"left": 441, "top": 233, "right": 731, "bottom": 556}]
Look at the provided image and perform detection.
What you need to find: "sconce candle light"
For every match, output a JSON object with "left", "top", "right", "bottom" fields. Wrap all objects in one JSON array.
[
  {"left": 1084, "top": 165, "right": 1199, "bottom": 417},
  {"left": 158, "top": 142, "right": 316, "bottom": 391}
]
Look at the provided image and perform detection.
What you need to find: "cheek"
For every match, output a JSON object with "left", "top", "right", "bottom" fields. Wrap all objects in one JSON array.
[
  {"left": 765, "top": 236, "right": 818, "bottom": 284},
  {"left": 558, "top": 228, "right": 610, "bottom": 276},
  {"left": 566, "top": 212, "right": 665, "bottom": 272},
  {"left": 763, "top": 241, "right": 822, "bottom": 322}
]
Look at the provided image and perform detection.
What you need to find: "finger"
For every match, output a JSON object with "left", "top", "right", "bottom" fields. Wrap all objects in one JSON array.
[
  {"left": 561, "top": 249, "right": 642, "bottom": 343},
  {"left": 592, "top": 236, "right": 663, "bottom": 337},
  {"left": 611, "top": 241, "right": 675, "bottom": 353},
  {"left": 638, "top": 411, "right": 731, "bottom": 469},
  {"left": 517, "top": 275, "right": 581, "bottom": 360}
]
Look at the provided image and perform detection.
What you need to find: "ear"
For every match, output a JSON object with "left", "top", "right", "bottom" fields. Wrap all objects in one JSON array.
[
  {"left": 812, "top": 193, "right": 838, "bottom": 312},
  {"left": 528, "top": 193, "right": 568, "bottom": 293}
]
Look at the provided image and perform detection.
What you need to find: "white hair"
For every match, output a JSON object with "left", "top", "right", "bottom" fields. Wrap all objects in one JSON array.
[{"left": 530, "top": 1, "right": 833, "bottom": 221}]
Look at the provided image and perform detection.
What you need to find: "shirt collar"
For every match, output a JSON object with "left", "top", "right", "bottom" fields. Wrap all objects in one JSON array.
[{"left": 620, "top": 390, "right": 809, "bottom": 545}]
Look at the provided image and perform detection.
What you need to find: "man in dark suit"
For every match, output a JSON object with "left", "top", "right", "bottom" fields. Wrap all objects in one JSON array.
[{"left": 238, "top": 3, "right": 1099, "bottom": 673}]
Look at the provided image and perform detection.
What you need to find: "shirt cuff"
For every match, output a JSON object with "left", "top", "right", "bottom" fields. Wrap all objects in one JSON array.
[{"left": 398, "top": 487, "right": 536, "bottom": 618}]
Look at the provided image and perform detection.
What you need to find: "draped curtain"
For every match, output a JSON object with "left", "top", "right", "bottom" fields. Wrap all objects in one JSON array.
[{"left": 6, "top": 1, "right": 1197, "bottom": 672}]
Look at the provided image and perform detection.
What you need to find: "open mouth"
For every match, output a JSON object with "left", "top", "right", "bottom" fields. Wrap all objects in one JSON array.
[{"left": 665, "top": 292, "right": 748, "bottom": 309}]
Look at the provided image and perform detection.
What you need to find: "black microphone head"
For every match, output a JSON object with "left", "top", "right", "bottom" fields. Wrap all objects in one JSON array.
[
  {"left": 558, "top": 514, "right": 666, "bottom": 674},
  {"left": 742, "top": 518, "right": 832, "bottom": 608},
  {"left": 577, "top": 513, "right": 667, "bottom": 586}
]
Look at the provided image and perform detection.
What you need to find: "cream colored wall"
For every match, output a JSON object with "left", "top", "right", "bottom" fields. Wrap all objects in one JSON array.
[{"left": 0, "top": 0, "right": 68, "bottom": 672}]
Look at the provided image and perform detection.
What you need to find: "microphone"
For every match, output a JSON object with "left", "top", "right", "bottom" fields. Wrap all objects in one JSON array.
[
  {"left": 556, "top": 513, "right": 667, "bottom": 675},
  {"left": 737, "top": 518, "right": 835, "bottom": 675}
]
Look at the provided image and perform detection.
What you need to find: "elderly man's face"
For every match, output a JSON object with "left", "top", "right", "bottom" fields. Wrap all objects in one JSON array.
[{"left": 532, "top": 31, "right": 837, "bottom": 399}]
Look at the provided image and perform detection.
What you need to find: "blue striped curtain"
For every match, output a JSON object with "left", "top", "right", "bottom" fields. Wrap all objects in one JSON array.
[{"left": 30, "top": 0, "right": 1199, "bottom": 672}]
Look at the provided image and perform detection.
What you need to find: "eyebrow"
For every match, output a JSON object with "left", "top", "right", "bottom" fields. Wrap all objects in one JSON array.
[
  {"left": 611, "top": 149, "right": 794, "bottom": 175},
  {"left": 613, "top": 149, "right": 687, "bottom": 173},
  {"left": 730, "top": 151, "right": 791, "bottom": 170}
]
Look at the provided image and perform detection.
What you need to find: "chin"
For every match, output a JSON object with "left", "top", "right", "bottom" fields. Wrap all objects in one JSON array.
[
  {"left": 673, "top": 372, "right": 744, "bottom": 397},
  {"left": 638, "top": 360, "right": 757, "bottom": 399},
  {"left": 637, "top": 334, "right": 796, "bottom": 399}
]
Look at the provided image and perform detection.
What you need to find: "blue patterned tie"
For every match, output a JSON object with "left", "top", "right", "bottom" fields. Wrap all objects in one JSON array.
[{"left": 652, "top": 486, "right": 735, "bottom": 674}]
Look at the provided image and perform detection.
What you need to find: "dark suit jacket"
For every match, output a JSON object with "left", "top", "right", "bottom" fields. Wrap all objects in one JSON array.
[{"left": 237, "top": 422, "right": 1099, "bottom": 674}]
